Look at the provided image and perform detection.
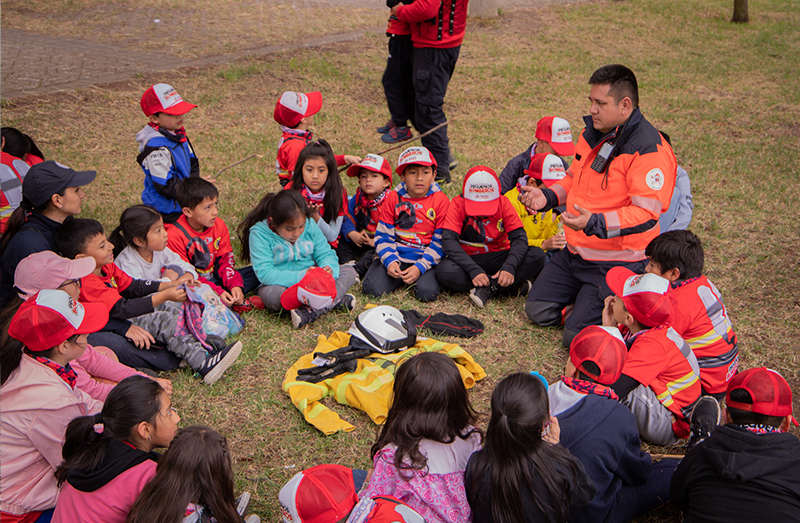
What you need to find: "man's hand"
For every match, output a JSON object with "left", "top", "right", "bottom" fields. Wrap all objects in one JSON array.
[
  {"left": 541, "top": 234, "right": 567, "bottom": 251},
  {"left": 561, "top": 204, "right": 592, "bottom": 231},
  {"left": 602, "top": 295, "right": 617, "bottom": 327},
  {"left": 519, "top": 185, "right": 547, "bottom": 212},
  {"left": 472, "top": 273, "right": 490, "bottom": 287},
  {"left": 126, "top": 325, "right": 155, "bottom": 349},
  {"left": 493, "top": 270, "right": 514, "bottom": 287},
  {"left": 344, "top": 155, "right": 362, "bottom": 166},
  {"left": 387, "top": 261, "right": 403, "bottom": 279},
  {"left": 401, "top": 265, "right": 421, "bottom": 284}
]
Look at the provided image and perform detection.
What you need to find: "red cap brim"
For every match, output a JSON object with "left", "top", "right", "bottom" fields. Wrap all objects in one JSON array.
[
  {"left": 465, "top": 198, "right": 500, "bottom": 217},
  {"left": 606, "top": 266, "right": 636, "bottom": 297},
  {"left": 550, "top": 141, "right": 575, "bottom": 157},
  {"left": 76, "top": 301, "right": 110, "bottom": 335},
  {"left": 160, "top": 101, "right": 197, "bottom": 116},
  {"left": 304, "top": 91, "right": 323, "bottom": 118}
]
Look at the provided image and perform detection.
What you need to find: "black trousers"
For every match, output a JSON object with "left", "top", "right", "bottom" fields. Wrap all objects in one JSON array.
[
  {"left": 436, "top": 248, "right": 545, "bottom": 294},
  {"left": 412, "top": 45, "right": 460, "bottom": 173},
  {"left": 88, "top": 331, "right": 182, "bottom": 372},
  {"left": 383, "top": 36, "right": 416, "bottom": 128},
  {"left": 362, "top": 261, "right": 440, "bottom": 302},
  {"left": 336, "top": 241, "right": 376, "bottom": 279}
]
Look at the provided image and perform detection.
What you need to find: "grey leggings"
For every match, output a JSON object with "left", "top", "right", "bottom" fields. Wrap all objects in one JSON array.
[
  {"left": 130, "top": 301, "right": 208, "bottom": 370},
  {"left": 257, "top": 265, "right": 357, "bottom": 312}
]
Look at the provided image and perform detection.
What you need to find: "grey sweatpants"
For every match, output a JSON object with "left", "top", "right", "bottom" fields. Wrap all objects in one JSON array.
[
  {"left": 622, "top": 385, "right": 680, "bottom": 446},
  {"left": 257, "top": 265, "right": 356, "bottom": 313},
  {"left": 130, "top": 301, "right": 208, "bottom": 370}
]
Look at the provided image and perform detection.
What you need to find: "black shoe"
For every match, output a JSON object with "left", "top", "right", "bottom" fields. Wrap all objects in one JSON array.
[
  {"left": 332, "top": 293, "right": 357, "bottom": 312},
  {"left": 197, "top": 341, "right": 243, "bottom": 385},
  {"left": 377, "top": 119, "right": 396, "bottom": 134},
  {"left": 435, "top": 169, "right": 452, "bottom": 184},
  {"left": 291, "top": 307, "right": 321, "bottom": 329},
  {"left": 518, "top": 280, "right": 533, "bottom": 296},
  {"left": 448, "top": 151, "right": 459, "bottom": 171},
  {"left": 469, "top": 286, "right": 495, "bottom": 308},
  {"left": 205, "top": 334, "right": 227, "bottom": 354},
  {"left": 381, "top": 126, "right": 413, "bottom": 144},
  {"left": 134, "top": 367, "right": 158, "bottom": 378},
  {"left": 688, "top": 396, "right": 720, "bottom": 448}
]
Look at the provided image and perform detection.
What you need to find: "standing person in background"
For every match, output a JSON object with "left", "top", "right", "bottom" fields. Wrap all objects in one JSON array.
[{"left": 377, "top": 0, "right": 416, "bottom": 142}]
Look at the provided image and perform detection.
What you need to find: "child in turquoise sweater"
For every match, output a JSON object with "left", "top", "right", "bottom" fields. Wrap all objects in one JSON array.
[{"left": 239, "top": 190, "right": 356, "bottom": 329}]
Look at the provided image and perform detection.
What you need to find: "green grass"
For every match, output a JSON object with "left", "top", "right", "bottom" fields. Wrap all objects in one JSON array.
[{"left": 2, "top": 0, "right": 800, "bottom": 520}]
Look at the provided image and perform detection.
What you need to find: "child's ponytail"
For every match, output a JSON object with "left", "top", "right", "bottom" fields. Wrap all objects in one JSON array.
[
  {"left": 238, "top": 190, "right": 310, "bottom": 262},
  {"left": 290, "top": 139, "right": 342, "bottom": 222},
  {"left": 108, "top": 205, "right": 162, "bottom": 257},
  {"left": 54, "top": 375, "right": 163, "bottom": 486}
]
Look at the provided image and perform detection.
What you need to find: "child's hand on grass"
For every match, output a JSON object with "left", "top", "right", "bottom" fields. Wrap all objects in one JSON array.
[
  {"left": 472, "top": 272, "right": 490, "bottom": 287},
  {"left": 126, "top": 325, "right": 155, "bottom": 349}
]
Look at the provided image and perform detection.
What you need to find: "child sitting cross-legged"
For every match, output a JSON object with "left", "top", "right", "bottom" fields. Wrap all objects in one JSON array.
[
  {"left": 338, "top": 154, "right": 394, "bottom": 279},
  {"left": 437, "top": 165, "right": 545, "bottom": 308},
  {"left": 56, "top": 219, "right": 243, "bottom": 385},
  {"left": 362, "top": 146, "right": 450, "bottom": 302},
  {"left": 602, "top": 268, "right": 702, "bottom": 446}
]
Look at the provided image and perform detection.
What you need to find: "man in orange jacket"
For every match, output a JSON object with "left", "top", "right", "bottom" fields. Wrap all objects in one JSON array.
[{"left": 520, "top": 64, "right": 677, "bottom": 347}]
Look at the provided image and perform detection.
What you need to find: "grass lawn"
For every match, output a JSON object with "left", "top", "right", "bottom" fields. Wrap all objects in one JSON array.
[{"left": 2, "top": 0, "right": 800, "bottom": 520}]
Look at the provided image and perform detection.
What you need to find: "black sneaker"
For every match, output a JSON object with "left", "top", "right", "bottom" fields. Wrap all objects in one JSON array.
[
  {"left": 688, "top": 396, "right": 720, "bottom": 448},
  {"left": 519, "top": 280, "right": 533, "bottom": 296},
  {"left": 236, "top": 492, "right": 251, "bottom": 517},
  {"left": 205, "top": 334, "right": 227, "bottom": 354},
  {"left": 333, "top": 293, "right": 357, "bottom": 312},
  {"left": 448, "top": 151, "right": 459, "bottom": 171},
  {"left": 469, "top": 286, "right": 494, "bottom": 308},
  {"left": 381, "top": 125, "right": 413, "bottom": 144},
  {"left": 197, "top": 341, "right": 243, "bottom": 385},
  {"left": 377, "top": 119, "right": 396, "bottom": 134},
  {"left": 291, "top": 307, "right": 320, "bottom": 329},
  {"left": 435, "top": 169, "right": 452, "bottom": 184}
]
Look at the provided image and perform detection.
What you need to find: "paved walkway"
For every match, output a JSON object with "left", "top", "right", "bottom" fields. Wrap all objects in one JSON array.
[{"left": 1, "top": 0, "right": 585, "bottom": 100}]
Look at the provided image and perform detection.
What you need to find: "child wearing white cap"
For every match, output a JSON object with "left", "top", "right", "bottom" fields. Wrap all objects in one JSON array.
[{"left": 437, "top": 165, "right": 546, "bottom": 308}]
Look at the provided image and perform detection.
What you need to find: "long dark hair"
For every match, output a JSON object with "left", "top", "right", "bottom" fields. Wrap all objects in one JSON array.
[
  {"left": 1, "top": 295, "right": 26, "bottom": 384},
  {"left": 467, "top": 373, "right": 582, "bottom": 523},
  {"left": 108, "top": 205, "right": 163, "bottom": 257},
  {"left": 54, "top": 376, "right": 164, "bottom": 486},
  {"left": 0, "top": 193, "right": 62, "bottom": 253},
  {"left": 237, "top": 190, "right": 310, "bottom": 263},
  {"left": 127, "top": 426, "right": 240, "bottom": 523},
  {"left": 289, "top": 139, "right": 343, "bottom": 223},
  {"left": 372, "top": 352, "right": 478, "bottom": 474},
  {"left": 2, "top": 127, "right": 44, "bottom": 160}
]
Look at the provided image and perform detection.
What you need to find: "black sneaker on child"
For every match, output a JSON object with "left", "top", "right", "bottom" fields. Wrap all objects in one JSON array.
[
  {"left": 197, "top": 341, "right": 243, "bottom": 385},
  {"left": 688, "top": 396, "right": 721, "bottom": 448},
  {"left": 448, "top": 151, "right": 459, "bottom": 171},
  {"left": 469, "top": 286, "right": 495, "bottom": 309},
  {"left": 332, "top": 293, "right": 357, "bottom": 312},
  {"left": 205, "top": 334, "right": 227, "bottom": 354},
  {"left": 291, "top": 307, "right": 321, "bottom": 329}
]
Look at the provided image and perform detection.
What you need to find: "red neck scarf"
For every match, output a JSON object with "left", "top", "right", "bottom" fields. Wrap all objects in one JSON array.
[
  {"left": 30, "top": 354, "right": 77, "bottom": 389},
  {"left": 561, "top": 376, "right": 619, "bottom": 401},
  {"left": 148, "top": 121, "right": 187, "bottom": 143}
]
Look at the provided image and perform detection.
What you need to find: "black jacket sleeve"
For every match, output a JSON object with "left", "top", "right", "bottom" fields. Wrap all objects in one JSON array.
[
  {"left": 108, "top": 296, "right": 155, "bottom": 320},
  {"left": 102, "top": 317, "right": 134, "bottom": 336},
  {"left": 499, "top": 145, "right": 533, "bottom": 194},
  {"left": 610, "top": 373, "right": 642, "bottom": 401},
  {"left": 499, "top": 228, "right": 529, "bottom": 276},
  {"left": 120, "top": 279, "right": 161, "bottom": 299},
  {"left": 441, "top": 229, "right": 484, "bottom": 279}
]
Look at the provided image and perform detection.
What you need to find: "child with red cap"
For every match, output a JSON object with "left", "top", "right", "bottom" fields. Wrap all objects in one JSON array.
[
  {"left": 498, "top": 116, "right": 575, "bottom": 194},
  {"left": 505, "top": 153, "right": 568, "bottom": 255},
  {"left": 549, "top": 325, "right": 679, "bottom": 522},
  {"left": 602, "top": 268, "right": 702, "bottom": 446},
  {"left": 437, "top": 165, "right": 545, "bottom": 308},
  {"left": 136, "top": 83, "right": 202, "bottom": 224},
  {"left": 671, "top": 367, "right": 800, "bottom": 520},
  {"left": 273, "top": 91, "right": 360, "bottom": 187},
  {"left": 338, "top": 154, "right": 394, "bottom": 278},
  {"left": 364, "top": 146, "right": 449, "bottom": 302}
]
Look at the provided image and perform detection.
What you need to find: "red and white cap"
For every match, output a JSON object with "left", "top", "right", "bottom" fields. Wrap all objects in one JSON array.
[
  {"left": 462, "top": 165, "right": 501, "bottom": 217},
  {"left": 279, "top": 464, "right": 358, "bottom": 523},
  {"left": 524, "top": 153, "right": 567, "bottom": 187},
  {"left": 396, "top": 146, "right": 437, "bottom": 175},
  {"left": 570, "top": 325, "right": 627, "bottom": 384},
  {"left": 8, "top": 289, "right": 108, "bottom": 352},
  {"left": 140, "top": 83, "right": 197, "bottom": 116},
  {"left": 280, "top": 267, "right": 337, "bottom": 311},
  {"left": 606, "top": 267, "right": 673, "bottom": 327},
  {"left": 346, "top": 153, "right": 393, "bottom": 183},
  {"left": 15, "top": 251, "right": 96, "bottom": 300},
  {"left": 273, "top": 91, "right": 323, "bottom": 128},
  {"left": 535, "top": 116, "right": 575, "bottom": 157},
  {"left": 726, "top": 367, "right": 797, "bottom": 425}
]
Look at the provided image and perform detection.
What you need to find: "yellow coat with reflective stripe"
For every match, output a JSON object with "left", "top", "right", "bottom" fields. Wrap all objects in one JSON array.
[{"left": 282, "top": 331, "right": 487, "bottom": 435}]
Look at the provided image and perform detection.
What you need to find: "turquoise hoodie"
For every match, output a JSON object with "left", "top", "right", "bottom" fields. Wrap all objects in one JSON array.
[{"left": 249, "top": 217, "right": 340, "bottom": 287}]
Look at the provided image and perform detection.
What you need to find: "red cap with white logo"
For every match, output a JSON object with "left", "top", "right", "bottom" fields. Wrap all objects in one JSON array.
[
  {"left": 140, "top": 83, "right": 197, "bottom": 116},
  {"left": 606, "top": 267, "right": 673, "bottom": 327},
  {"left": 273, "top": 91, "right": 323, "bottom": 128},
  {"left": 396, "top": 146, "right": 437, "bottom": 175},
  {"left": 462, "top": 165, "right": 501, "bottom": 217},
  {"left": 535, "top": 116, "right": 575, "bottom": 157},
  {"left": 346, "top": 153, "right": 393, "bottom": 183},
  {"left": 8, "top": 289, "right": 109, "bottom": 352},
  {"left": 280, "top": 267, "right": 337, "bottom": 311},
  {"left": 524, "top": 153, "right": 567, "bottom": 187}
]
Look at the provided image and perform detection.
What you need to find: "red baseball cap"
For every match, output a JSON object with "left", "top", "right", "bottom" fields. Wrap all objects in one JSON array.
[
  {"left": 462, "top": 166, "right": 501, "bottom": 217},
  {"left": 396, "top": 146, "right": 437, "bottom": 175},
  {"left": 726, "top": 367, "right": 797, "bottom": 425},
  {"left": 8, "top": 289, "right": 109, "bottom": 352},
  {"left": 15, "top": 251, "right": 96, "bottom": 300},
  {"left": 535, "top": 116, "right": 575, "bottom": 157},
  {"left": 280, "top": 267, "right": 337, "bottom": 311},
  {"left": 279, "top": 464, "right": 358, "bottom": 523},
  {"left": 606, "top": 267, "right": 673, "bottom": 327},
  {"left": 140, "top": 83, "right": 197, "bottom": 116},
  {"left": 524, "top": 153, "right": 567, "bottom": 187},
  {"left": 273, "top": 91, "right": 323, "bottom": 128},
  {"left": 346, "top": 153, "right": 393, "bottom": 184},
  {"left": 570, "top": 325, "right": 628, "bottom": 384}
]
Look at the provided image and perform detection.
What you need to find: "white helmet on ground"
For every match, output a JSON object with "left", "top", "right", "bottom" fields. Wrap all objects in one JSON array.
[{"left": 347, "top": 305, "right": 416, "bottom": 353}]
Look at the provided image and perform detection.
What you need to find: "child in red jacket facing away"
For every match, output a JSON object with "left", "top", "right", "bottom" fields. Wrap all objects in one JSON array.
[
  {"left": 603, "top": 268, "right": 702, "bottom": 446},
  {"left": 273, "top": 91, "right": 360, "bottom": 187},
  {"left": 339, "top": 154, "right": 394, "bottom": 278},
  {"left": 644, "top": 230, "right": 738, "bottom": 399},
  {"left": 437, "top": 166, "right": 546, "bottom": 308}
]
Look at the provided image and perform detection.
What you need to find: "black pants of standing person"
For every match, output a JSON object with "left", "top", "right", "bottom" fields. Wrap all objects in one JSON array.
[
  {"left": 413, "top": 45, "right": 460, "bottom": 177},
  {"left": 383, "top": 35, "right": 416, "bottom": 129},
  {"left": 436, "top": 248, "right": 546, "bottom": 295}
]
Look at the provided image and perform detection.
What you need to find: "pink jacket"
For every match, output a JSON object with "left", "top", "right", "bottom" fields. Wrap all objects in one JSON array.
[
  {"left": 0, "top": 356, "right": 103, "bottom": 515},
  {"left": 72, "top": 345, "right": 144, "bottom": 401},
  {"left": 52, "top": 460, "right": 157, "bottom": 523}
]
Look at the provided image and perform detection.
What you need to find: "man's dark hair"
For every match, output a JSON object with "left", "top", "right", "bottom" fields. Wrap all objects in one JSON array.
[
  {"left": 589, "top": 64, "right": 639, "bottom": 108},
  {"left": 727, "top": 388, "right": 786, "bottom": 428},
  {"left": 56, "top": 218, "right": 105, "bottom": 259},
  {"left": 176, "top": 177, "right": 219, "bottom": 210},
  {"left": 645, "top": 230, "right": 704, "bottom": 280}
]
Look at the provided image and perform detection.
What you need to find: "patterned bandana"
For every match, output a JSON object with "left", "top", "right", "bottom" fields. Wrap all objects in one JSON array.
[
  {"left": 354, "top": 188, "right": 388, "bottom": 231},
  {"left": 148, "top": 121, "right": 187, "bottom": 143},
  {"left": 739, "top": 423, "right": 783, "bottom": 435},
  {"left": 300, "top": 184, "right": 326, "bottom": 204},
  {"left": 30, "top": 354, "right": 77, "bottom": 389},
  {"left": 279, "top": 125, "right": 313, "bottom": 141},
  {"left": 561, "top": 376, "right": 620, "bottom": 401}
]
